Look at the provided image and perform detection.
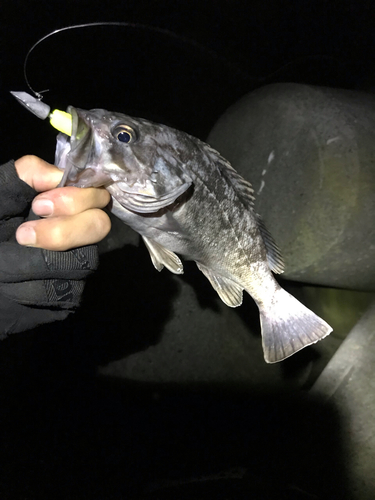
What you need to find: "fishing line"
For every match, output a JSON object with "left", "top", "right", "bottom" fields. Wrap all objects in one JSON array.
[
  {"left": 23, "top": 21, "right": 254, "bottom": 100},
  {"left": 23, "top": 21, "right": 348, "bottom": 100}
]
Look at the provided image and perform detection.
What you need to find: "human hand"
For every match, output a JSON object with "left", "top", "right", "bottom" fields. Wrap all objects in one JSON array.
[
  {"left": 15, "top": 155, "right": 111, "bottom": 250},
  {"left": 0, "top": 155, "right": 110, "bottom": 338}
]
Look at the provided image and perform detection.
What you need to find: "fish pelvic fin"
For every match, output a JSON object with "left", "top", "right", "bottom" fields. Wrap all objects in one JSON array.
[
  {"left": 197, "top": 263, "right": 243, "bottom": 307},
  {"left": 258, "top": 288, "right": 332, "bottom": 363},
  {"left": 142, "top": 236, "right": 184, "bottom": 274}
]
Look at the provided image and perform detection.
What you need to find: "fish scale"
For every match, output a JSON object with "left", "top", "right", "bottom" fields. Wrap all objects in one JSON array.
[{"left": 51, "top": 105, "right": 332, "bottom": 363}]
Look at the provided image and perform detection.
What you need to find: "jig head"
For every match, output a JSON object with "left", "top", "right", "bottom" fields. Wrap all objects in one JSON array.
[{"left": 10, "top": 91, "right": 72, "bottom": 136}]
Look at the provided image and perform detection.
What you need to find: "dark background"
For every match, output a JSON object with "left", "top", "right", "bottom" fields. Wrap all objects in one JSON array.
[
  {"left": 1, "top": 1, "right": 374, "bottom": 498},
  {"left": 2, "top": 0, "right": 375, "bottom": 163}
]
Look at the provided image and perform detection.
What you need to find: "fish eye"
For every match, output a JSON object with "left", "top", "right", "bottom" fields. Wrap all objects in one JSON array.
[{"left": 113, "top": 125, "right": 137, "bottom": 144}]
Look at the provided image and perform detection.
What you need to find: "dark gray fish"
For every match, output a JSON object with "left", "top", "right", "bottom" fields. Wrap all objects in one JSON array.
[{"left": 55, "top": 107, "right": 332, "bottom": 363}]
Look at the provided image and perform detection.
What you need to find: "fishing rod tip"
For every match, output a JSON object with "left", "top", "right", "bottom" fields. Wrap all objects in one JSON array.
[{"left": 10, "top": 91, "right": 51, "bottom": 120}]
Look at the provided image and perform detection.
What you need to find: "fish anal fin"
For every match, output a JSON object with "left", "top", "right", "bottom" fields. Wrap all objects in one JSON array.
[
  {"left": 255, "top": 214, "right": 284, "bottom": 274},
  {"left": 197, "top": 263, "right": 243, "bottom": 307},
  {"left": 142, "top": 236, "right": 184, "bottom": 274},
  {"left": 259, "top": 288, "right": 332, "bottom": 363}
]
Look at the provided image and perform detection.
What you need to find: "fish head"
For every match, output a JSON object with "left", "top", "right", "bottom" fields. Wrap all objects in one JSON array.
[{"left": 55, "top": 107, "right": 192, "bottom": 213}]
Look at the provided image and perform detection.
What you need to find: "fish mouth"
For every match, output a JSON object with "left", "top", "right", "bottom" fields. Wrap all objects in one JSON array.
[
  {"left": 57, "top": 106, "right": 116, "bottom": 188},
  {"left": 57, "top": 106, "right": 94, "bottom": 187}
]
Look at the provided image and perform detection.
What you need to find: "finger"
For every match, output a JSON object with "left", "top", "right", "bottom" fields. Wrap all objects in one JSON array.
[
  {"left": 32, "top": 186, "right": 111, "bottom": 217},
  {"left": 15, "top": 155, "right": 63, "bottom": 192},
  {"left": 15, "top": 209, "right": 111, "bottom": 251}
]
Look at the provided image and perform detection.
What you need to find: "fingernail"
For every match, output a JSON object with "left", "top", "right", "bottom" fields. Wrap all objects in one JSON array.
[
  {"left": 16, "top": 224, "right": 37, "bottom": 246},
  {"left": 32, "top": 199, "right": 54, "bottom": 216}
]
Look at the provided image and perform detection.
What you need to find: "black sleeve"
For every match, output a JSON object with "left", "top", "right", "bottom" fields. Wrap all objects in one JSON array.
[{"left": 0, "top": 160, "right": 99, "bottom": 339}]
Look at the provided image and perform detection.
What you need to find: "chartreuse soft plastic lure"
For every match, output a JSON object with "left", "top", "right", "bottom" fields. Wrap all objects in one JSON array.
[
  {"left": 49, "top": 109, "right": 72, "bottom": 136},
  {"left": 10, "top": 91, "right": 72, "bottom": 136}
]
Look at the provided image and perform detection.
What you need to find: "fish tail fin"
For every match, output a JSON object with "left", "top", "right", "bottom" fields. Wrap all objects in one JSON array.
[{"left": 258, "top": 287, "right": 332, "bottom": 363}]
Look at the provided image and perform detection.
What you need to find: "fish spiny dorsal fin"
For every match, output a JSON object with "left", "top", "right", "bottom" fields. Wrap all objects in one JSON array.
[
  {"left": 255, "top": 214, "right": 285, "bottom": 274},
  {"left": 204, "top": 143, "right": 256, "bottom": 207}
]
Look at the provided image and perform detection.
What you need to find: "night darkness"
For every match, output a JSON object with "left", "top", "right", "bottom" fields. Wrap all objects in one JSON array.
[
  {"left": 2, "top": 1, "right": 375, "bottom": 162},
  {"left": 1, "top": 1, "right": 375, "bottom": 499}
]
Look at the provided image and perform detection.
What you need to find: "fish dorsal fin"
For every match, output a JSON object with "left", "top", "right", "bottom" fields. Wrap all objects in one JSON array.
[
  {"left": 204, "top": 143, "right": 283, "bottom": 274},
  {"left": 255, "top": 214, "right": 284, "bottom": 274},
  {"left": 142, "top": 236, "right": 184, "bottom": 275},
  {"left": 196, "top": 263, "right": 243, "bottom": 307},
  {"left": 204, "top": 144, "right": 255, "bottom": 207}
]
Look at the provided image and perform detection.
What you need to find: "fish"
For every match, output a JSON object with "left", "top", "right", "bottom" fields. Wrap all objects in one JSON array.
[{"left": 55, "top": 107, "right": 332, "bottom": 363}]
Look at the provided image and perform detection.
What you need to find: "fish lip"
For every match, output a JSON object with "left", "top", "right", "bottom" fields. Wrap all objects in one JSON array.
[
  {"left": 66, "top": 106, "right": 76, "bottom": 134},
  {"left": 67, "top": 106, "right": 88, "bottom": 152},
  {"left": 68, "top": 106, "right": 94, "bottom": 170},
  {"left": 57, "top": 106, "right": 95, "bottom": 187}
]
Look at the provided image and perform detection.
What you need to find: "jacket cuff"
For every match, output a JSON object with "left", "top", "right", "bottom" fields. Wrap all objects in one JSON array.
[{"left": 0, "top": 160, "right": 37, "bottom": 219}]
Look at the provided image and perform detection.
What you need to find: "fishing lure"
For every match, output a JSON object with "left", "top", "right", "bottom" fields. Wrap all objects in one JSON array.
[{"left": 10, "top": 91, "right": 72, "bottom": 135}]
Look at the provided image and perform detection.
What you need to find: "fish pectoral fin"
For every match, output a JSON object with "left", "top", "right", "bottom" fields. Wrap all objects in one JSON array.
[
  {"left": 142, "top": 236, "right": 184, "bottom": 275},
  {"left": 196, "top": 263, "right": 243, "bottom": 307}
]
